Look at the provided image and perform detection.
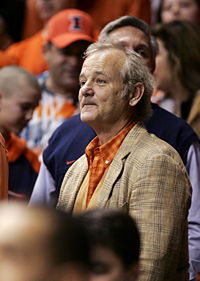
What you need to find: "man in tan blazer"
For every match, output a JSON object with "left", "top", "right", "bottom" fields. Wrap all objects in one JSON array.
[{"left": 57, "top": 42, "right": 191, "bottom": 281}]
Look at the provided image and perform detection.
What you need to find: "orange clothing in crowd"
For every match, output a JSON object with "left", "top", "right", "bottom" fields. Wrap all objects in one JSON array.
[
  {"left": 23, "top": 0, "right": 151, "bottom": 39},
  {"left": 6, "top": 133, "right": 40, "bottom": 200},
  {"left": 0, "top": 133, "right": 8, "bottom": 200},
  {"left": 80, "top": 0, "right": 151, "bottom": 32},
  {"left": 7, "top": 133, "right": 40, "bottom": 174},
  {"left": 0, "top": 0, "right": 150, "bottom": 75},
  {"left": 0, "top": 52, "right": 17, "bottom": 68},
  {"left": 1, "top": 31, "right": 48, "bottom": 75}
]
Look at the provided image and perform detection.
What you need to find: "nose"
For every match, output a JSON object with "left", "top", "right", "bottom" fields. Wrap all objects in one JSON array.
[
  {"left": 172, "top": 4, "right": 180, "bottom": 15},
  {"left": 66, "top": 55, "right": 81, "bottom": 67},
  {"left": 79, "top": 81, "right": 94, "bottom": 98}
]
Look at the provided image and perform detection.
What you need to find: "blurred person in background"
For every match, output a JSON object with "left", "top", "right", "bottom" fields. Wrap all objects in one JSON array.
[
  {"left": 0, "top": 0, "right": 151, "bottom": 74},
  {"left": 0, "top": 66, "right": 41, "bottom": 200},
  {"left": 156, "top": 0, "right": 200, "bottom": 25},
  {"left": 152, "top": 20, "right": 200, "bottom": 281},
  {"left": 23, "top": 0, "right": 151, "bottom": 39},
  {"left": 20, "top": 9, "right": 94, "bottom": 154},
  {"left": 0, "top": 0, "right": 72, "bottom": 74},
  {"left": 152, "top": 20, "right": 200, "bottom": 137}
]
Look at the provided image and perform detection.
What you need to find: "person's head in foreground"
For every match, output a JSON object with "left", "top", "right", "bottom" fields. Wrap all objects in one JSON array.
[
  {"left": 0, "top": 202, "right": 90, "bottom": 281},
  {"left": 78, "top": 209, "right": 140, "bottom": 281},
  {"left": 79, "top": 42, "right": 154, "bottom": 142}
]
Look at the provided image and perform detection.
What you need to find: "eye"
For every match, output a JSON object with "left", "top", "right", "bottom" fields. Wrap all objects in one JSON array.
[
  {"left": 162, "top": 3, "right": 172, "bottom": 11},
  {"left": 96, "top": 78, "right": 107, "bottom": 85},
  {"left": 180, "top": 1, "right": 192, "bottom": 8},
  {"left": 90, "top": 262, "right": 110, "bottom": 275},
  {"left": 136, "top": 48, "right": 147, "bottom": 58},
  {"left": 20, "top": 103, "right": 31, "bottom": 112},
  {"left": 79, "top": 80, "right": 86, "bottom": 87}
]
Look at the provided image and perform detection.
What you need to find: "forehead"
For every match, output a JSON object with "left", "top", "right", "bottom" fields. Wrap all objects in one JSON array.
[
  {"left": 163, "top": 0, "right": 198, "bottom": 5},
  {"left": 58, "top": 41, "right": 89, "bottom": 55},
  {"left": 108, "top": 26, "right": 150, "bottom": 48},
  {"left": 5, "top": 79, "right": 41, "bottom": 102},
  {"left": 81, "top": 49, "right": 125, "bottom": 76},
  {"left": 163, "top": 0, "right": 188, "bottom": 3}
]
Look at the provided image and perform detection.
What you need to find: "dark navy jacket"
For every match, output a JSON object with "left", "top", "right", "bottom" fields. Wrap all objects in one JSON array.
[
  {"left": 43, "top": 103, "right": 199, "bottom": 200},
  {"left": 9, "top": 157, "right": 38, "bottom": 200}
]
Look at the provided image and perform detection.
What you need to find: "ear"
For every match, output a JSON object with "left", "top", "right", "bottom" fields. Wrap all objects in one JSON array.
[{"left": 129, "top": 82, "right": 144, "bottom": 107}]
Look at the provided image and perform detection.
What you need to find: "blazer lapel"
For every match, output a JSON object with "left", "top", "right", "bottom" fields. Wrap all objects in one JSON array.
[
  {"left": 58, "top": 156, "right": 88, "bottom": 211},
  {"left": 96, "top": 122, "right": 145, "bottom": 208}
]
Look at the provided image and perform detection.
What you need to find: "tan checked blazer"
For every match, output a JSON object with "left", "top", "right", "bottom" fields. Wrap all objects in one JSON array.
[{"left": 58, "top": 122, "right": 191, "bottom": 281}]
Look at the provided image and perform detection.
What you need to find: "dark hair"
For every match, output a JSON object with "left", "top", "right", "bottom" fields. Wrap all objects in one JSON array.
[
  {"left": 28, "top": 206, "right": 90, "bottom": 268},
  {"left": 99, "top": 15, "right": 157, "bottom": 72},
  {"left": 152, "top": 20, "right": 200, "bottom": 96},
  {"left": 40, "top": 207, "right": 90, "bottom": 267},
  {"left": 78, "top": 209, "right": 140, "bottom": 269}
]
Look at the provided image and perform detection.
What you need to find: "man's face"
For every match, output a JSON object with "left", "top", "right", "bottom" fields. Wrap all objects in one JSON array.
[
  {"left": 107, "top": 26, "right": 153, "bottom": 72},
  {"left": 44, "top": 41, "right": 89, "bottom": 95},
  {"left": 36, "top": 0, "right": 70, "bottom": 21},
  {"left": 0, "top": 206, "right": 55, "bottom": 281},
  {"left": 161, "top": 0, "right": 200, "bottom": 25},
  {"left": 79, "top": 49, "right": 131, "bottom": 131},
  {"left": 0, "top": 81, "right": 41, "bottom": 134}
]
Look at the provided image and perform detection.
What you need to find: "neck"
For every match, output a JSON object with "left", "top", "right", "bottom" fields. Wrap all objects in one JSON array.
[
  {"left": 168, "top": 77, "right": 189, "bottom": 103},
  {"left": 94, "top": 119, "right": 133, "bottom": 145}
]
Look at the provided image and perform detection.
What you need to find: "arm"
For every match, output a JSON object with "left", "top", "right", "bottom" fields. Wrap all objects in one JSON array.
[
  {"left": 129, "top": 154, "right": 191, "bottom": 281},
  {"left": 29, "top": 157, "right": 57, "bottom": 206},
  {"left": 187, "top": 142, "right": 200, "bottom": 281}
]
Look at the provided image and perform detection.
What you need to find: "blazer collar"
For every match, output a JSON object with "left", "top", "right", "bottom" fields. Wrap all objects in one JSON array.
[{"left": 58, "top": 122, "right": 147, "bottom": 210}]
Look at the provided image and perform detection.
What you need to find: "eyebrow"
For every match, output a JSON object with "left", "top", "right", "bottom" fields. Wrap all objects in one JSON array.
[
  {"left": 135, "top": 43, "right": 149, "bottom": 49},
  {"left": 79, "top": 71, "right": 108, "bottom": 79}
]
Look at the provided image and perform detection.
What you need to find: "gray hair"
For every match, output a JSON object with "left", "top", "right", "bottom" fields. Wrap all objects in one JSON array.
[
  {"left": 84, "top": 42, "right": 154, "bottom": 121},
  {"left": 0, "top": 65, "right": 41, "bottom": 96},
  {"left": 99, "top": 15, "right": 157, "bottom": 72}
]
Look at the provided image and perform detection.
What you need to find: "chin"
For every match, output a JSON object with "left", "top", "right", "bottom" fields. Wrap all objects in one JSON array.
[{"left": 80, "top": 112, "right": 95, "bottom": 125}]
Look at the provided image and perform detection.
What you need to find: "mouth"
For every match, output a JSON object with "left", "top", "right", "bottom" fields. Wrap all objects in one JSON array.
[{"left": 82, "top": 102, "right": 97, "bottom": 109}]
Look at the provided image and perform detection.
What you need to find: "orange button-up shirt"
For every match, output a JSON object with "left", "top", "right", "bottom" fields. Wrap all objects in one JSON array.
[{"left": 85, "top": 122, "right": 135, "bottom": 204}]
